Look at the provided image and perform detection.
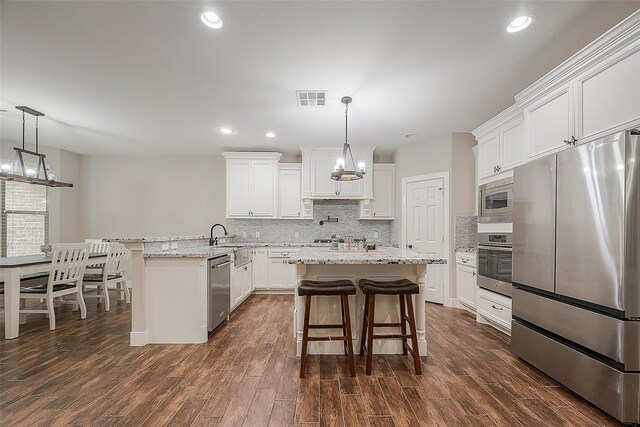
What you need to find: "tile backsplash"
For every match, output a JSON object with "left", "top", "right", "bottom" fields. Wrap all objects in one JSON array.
[
  {"left": 454, "top": 215, "right": 477, "bottom": 250},
  {"left": 229, "top": 200, "right": 392, "bottom": 243}
]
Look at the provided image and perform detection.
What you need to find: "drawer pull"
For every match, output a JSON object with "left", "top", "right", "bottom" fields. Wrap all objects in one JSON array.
[
  {"left": 462, "top": 259, "right": 468, "bottom": 263},
  {"left": 491, "top": 304, "right": 503, "bottom": 311}
]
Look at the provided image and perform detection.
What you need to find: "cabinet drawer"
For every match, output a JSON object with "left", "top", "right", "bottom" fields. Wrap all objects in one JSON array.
[
  {"left": 268, "top": 248, "right": 299, "bottom": 258},
  {"left": 455, "top": 252, "right": 476, "bottom": 268},
  {"left": 478, "top": 289, "right": 511, "bottom": 330}
]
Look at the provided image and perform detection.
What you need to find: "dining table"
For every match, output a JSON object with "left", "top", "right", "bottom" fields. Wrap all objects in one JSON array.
[{"left": 0, "top": 252, "right": 107, "bottom": 339}]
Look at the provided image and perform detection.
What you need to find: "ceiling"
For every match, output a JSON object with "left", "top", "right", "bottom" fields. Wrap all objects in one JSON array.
[{"left": 1, "top": 1, "right": 639, "bottom": 157}]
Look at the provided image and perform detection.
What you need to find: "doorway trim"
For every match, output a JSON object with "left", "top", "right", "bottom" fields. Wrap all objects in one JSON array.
[{"left": 401, "top": 171, "right": 451, "bottom": 307}]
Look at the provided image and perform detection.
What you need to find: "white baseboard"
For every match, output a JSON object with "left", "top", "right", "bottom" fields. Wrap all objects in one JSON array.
[
  {"left": 130, "top": 330, "right": 149, "bottom": 346},
  {"left": 446, "top": 297, "right": 457, "bottom": 308},
  {"left": 253, "top": 289, "right": 295, "bottom": 295}
]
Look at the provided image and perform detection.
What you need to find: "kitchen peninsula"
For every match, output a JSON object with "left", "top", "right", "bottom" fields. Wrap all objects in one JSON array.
[{"left": 289, "top": 247, "right": 446, "bottom": 356}]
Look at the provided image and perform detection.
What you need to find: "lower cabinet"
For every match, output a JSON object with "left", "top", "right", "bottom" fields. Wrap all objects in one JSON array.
[
  {"left": 231, "top": 262, "right": 252, "bottom": 311},
  {"left": 476, "top": 288, "right": 512, "bottom": 335},
  {"left": 456, "top": 252, "right": 477, "bottom": 312},
  {"left": 267, "top": 249, "right": 298, "bottom": 290},
  {"left": 252, "top": 248, "right": 269, "bottom": 290}
]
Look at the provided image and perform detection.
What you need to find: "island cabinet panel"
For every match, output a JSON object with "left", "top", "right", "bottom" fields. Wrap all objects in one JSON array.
[
  {"left": 577, "top": 47, "right": 640, "bottom": 142},
  {"left": 251, "top": 248, "right": 269, "bottom": 290},
  {"left": 524, "top": 83, "right": 574, "bottom": 161},
  {"left": 223, "top": 152, "right": 282, "bottom": 219}
]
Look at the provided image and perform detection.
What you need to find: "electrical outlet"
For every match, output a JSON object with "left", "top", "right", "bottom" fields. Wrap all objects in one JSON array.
[
  {"left": 373, "top": 232, "right": 379, "bottom": 239},
  {"left": 171, "top": 242, "right": 178, "bottom": 249},
  {"left": 242, "top": 232, "right": 247, "bottom": 238},
  {"left": 256, "top": 231, "right": 261, "bottom": 238},
  {"left": 294, "top": 231, "right": 299, "bottom": 238},
  {"left": 161, "top": 243, "right": 169, "bottom": 251}
]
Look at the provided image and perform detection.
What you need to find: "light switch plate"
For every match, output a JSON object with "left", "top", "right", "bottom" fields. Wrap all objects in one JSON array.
[
  {"left": 373, "top": 232, "right": 379, "bottom": 239},
  {"left": 294, "top": 232, "right": 299, "bottom": 238},
  {"left": 161, "top": 243, "right": 169, "bottom": 251},
  {"left": 171, "top": 242, "right": 178, "bottom": 249},
  {"left": 242, "top": 232, "right": 247, "bottom": 238},
  {"left": 256, "top": 231, "right": 261, "bottom": 238}
]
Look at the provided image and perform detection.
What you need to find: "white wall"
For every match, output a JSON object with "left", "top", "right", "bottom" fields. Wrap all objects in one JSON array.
[
  {"left": 81, "top": 155, "right": 226, "bottom": 239},
  {"left": 392, "top": 133, "right": 476, "bottom": 302}
]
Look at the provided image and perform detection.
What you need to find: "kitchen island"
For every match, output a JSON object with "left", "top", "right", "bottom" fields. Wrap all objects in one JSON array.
[{"left": 289, "top": 247, "right": 446, "bottom": 356}]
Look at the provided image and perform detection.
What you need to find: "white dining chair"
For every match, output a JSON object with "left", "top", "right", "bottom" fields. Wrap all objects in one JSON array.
[
  {"left": 19, "top": 243, "right": 91, "bottom": 330},
  {"left": 82, "top": 243, "right": 130, "bottom": 311}
]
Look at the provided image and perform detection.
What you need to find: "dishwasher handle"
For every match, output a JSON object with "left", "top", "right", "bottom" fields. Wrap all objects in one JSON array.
[{"left": 211, "top": 261, "right": 231, "bottom": 269}]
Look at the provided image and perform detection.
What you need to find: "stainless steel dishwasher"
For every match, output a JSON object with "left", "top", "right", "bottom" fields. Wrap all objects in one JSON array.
[{"left": 208, "top": 254, "right": 231, "bottom": 332}]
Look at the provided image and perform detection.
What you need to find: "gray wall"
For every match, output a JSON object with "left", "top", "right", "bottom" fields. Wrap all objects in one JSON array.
[
  {"left": 81, "top": 155, "right": 227, "bottom": 238},
  {"left": 392, "top": 132, "right": 476, "bottom": 301}
]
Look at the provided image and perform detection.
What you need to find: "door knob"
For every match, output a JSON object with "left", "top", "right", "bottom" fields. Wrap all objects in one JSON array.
[{"left": 408, "top": 244, "right": 413, "bottom": 249}]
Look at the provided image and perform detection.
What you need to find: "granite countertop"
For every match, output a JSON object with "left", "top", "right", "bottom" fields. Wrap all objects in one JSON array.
[
  {"left": 218, "top": 242, "right": 393, "bottom": 248},
  {"left": 288, "top": 247, "right": 447, "bottom": 265},
  {"left": 144, "top": 247, "right": 234, "bottom": 258},
  {"left": 455, "top": 247, "right": 477, "bottom": 253},
  {"left": 107, "top": 235, "right": 208, "bottom": 243}
]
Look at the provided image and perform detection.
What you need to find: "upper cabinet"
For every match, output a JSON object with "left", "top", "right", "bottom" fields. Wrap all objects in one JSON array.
[
  {"left": 223, "top": 152, "right": 282, "bottom": 218},
  {"left": 279, "top": 164, "right": 313, "bottom": 219},
  {"left": 523, "top": 83, "right": 574, "bottom": 161},
  {"left": 576, "top": 47, "right": 640, "bottom": 142},
  {"left": 475, "top": 106, "right": 524, "bottom": 181},
  {"left": 301, "top": 146, "right": 374, "bottom": 200},
  {"left": 360, "top": 164, "right": 395, "bottom": 219},
  {"left": 476, "top": 12, "right": 640, "bottom": 182}
]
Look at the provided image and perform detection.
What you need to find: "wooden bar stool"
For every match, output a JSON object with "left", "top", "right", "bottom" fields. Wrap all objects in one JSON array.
[
  {"left": 298, "top": 279, "right": 357, "bottom": 378},
  {"left": 359, "top": 278, "right": 422, "bottom": 375}
]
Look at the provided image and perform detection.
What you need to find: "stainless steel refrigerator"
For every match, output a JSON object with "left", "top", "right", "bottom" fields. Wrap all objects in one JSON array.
[{"left": 512, "top": 129, "right": 639, "bottom": 425}]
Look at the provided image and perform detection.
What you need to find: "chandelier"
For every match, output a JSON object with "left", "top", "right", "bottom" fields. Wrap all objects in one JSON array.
[
  {"left": 0, "top": 106, "right": 73, "bottom": 188},
  {"left": 331, "top": 96, "right": 365, "bottom": 181}
]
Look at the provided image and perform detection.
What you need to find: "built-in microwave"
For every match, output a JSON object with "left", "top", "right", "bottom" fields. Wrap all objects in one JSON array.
[{"left": 478, "top": 177, "right": 513, "bottom": 223}]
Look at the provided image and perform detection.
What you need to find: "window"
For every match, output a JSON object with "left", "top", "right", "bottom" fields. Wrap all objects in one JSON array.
[{"left": 1, "top": 181, "right": 49, "bottom": 256}]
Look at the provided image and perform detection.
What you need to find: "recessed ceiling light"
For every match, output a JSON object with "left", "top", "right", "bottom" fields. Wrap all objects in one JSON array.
[
  {"left": 265, "top": 132, "right": 276, "bottom": 138},
  {"left": 218, "top": 127, "right": 234, "bottom": 135},
  {"left": 405, "top": 133, "right": 418, "bottom": 139},
  {"left": 201, "top": 11, "right": 223, "bottom": 29},
  {"left": 507, "top": 15, "right": 533, "bottom": 33}
]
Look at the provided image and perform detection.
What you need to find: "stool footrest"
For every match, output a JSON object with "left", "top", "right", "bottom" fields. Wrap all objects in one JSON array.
[
  {"left": 373, "top": 322, "right": 402, "bottom": 328},
  {"left": 372, "top": 334, "right": 414, "bottom": 340},
  {"left": 308, "top": 336, "right": 348, "bottom": 342},
  {"left": 308, "top": 324, "right": 345, "bottom": 329}
]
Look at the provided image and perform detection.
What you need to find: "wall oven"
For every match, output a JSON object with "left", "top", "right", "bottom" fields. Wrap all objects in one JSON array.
[
  {"left": 477, "top": 232, "right": 512, "bottom": 297},
  {"left": 478, "top": 177, "right": 513, "bottom": 223}
]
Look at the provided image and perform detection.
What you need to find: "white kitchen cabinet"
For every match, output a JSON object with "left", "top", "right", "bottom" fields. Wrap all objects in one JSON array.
[
  {"left": 279, "top": 164, "right": 312, "bottom": 219},
  {"left": 477, "top": 132, "right": 500, "bottom": 179},
  {"left": 576, "top": 47, "right": 640, "bottom": 142},
  {"left": 266, "top": 248, "right": 298, "bottom": 290},
  {"left": 301, "top": 146, "right": 374, "bottom": 199},
  {"left": 223, "top": 152, "right": 282, "bottom": 219},
  {"left": 360, "top": 164, "right": 394, "bottom": 219},
  {"left": 477, "top": 114, "right": 524, "bottom": 181},
  {"left": 523, "top": 83, "right": 574, "bottom": 161},
  {"left": 456, "top": 252, "right": 477, "bottom": 313},
  {"left": 231, "top": 262, "right": 252, "bottom": 311},
  {"left": 477, "top": 288, "right": 512, "bottom": 335},
  {"left": 251, "top": 248, "right": 269, "bottom": 290}
]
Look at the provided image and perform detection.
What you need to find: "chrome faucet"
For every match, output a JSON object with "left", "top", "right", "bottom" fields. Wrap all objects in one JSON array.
[{"left": 209, "top": 223, "right": 228, "bottom": 246}]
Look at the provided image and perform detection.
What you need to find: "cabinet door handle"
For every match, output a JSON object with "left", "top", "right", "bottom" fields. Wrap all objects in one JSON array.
[
  {"left": 244, "top": 266, "right": 248, "bottom": 271},
  {"left": 472, "top": 271, "right": 476, "bottom": 276},
  {"left": 373, "top": 212, "right": 376, "bottom": 217},
  {"left": 564, "top": 136, "right": 578, "bottom": 146},
  {"left": 496, "top": 165, "right": 501, "bottom": 172},
  {"left": 462, "top": 259, "right": 468, "bottom": 263},
  {"left": 491, "top": 304, "right": 503, "bottom": 311},
  {"left": 493, "top": 166, "right": 497, "bottom": 173}
]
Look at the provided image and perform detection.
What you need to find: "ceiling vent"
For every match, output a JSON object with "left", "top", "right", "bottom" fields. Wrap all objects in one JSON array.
[{"left": 296, "top": 90, "right": 327, "bottom": 106}]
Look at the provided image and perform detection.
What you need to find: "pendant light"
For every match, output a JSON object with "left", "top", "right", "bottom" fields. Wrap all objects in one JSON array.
[
  {"left": 0, "top": 106, "right": 73, "bottom": 188},
  {"left": 331, "top": 96, "right": 365, "bottom": 181}
]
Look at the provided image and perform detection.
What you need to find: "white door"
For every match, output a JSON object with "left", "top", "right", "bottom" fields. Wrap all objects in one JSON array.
[
  {"left": 405, "top": 178, "right": 445, "bottom": 304},
  {"left": 251, "top": 161, "right": 275, "bottom": 216},
  {"left": 478, "top": 133, "right": 500, "bottom": 179},
  {"left": 525, "top": 84, "right": 573, "bottom": 160},
  {"left": 372, "top": 166, "right": 394, "bottom": 219},
  {"left": 268, "top": 258, "right": 287, "bottom": 288},
  {"left": 311, "top": 154, "right": 338, "bottom": 197},
  {"left": 457, "top": 264, "right": 477, "bottom": 309},
  {"left": 243, "top": 264, "right": 253, "bottom": 298}
]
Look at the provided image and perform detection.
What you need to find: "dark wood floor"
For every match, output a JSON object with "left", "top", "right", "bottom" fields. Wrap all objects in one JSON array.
[{"left": 0, "top": 295, "right": 622, "bottom": 426}]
